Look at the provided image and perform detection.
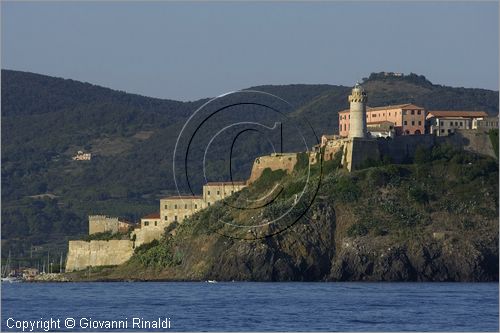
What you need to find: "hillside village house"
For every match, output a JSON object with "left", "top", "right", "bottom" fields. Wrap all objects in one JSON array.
[
  {"left": 338, "top": 103, "right": 426, "bottom": 137},
  {"left": 72, "top": 150, "right": 91, "bottom": 161}
]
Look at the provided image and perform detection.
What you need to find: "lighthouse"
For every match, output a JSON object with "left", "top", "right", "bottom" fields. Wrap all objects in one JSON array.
[{"left": 348, "top": 83, "right": 368, "bottom": 138}]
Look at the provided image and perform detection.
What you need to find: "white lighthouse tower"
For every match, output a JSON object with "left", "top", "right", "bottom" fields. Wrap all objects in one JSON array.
[{"left": 348, "top": 83, "right": 368, "bottom": 138}]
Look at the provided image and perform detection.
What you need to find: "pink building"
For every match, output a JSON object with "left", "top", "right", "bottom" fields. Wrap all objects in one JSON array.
[{"left": 338, "top": 103, "right": 426, "bottom": 137}]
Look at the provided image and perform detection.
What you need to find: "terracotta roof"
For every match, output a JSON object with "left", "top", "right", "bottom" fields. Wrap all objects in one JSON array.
[
  {"left": 426, "top": 111, "right": 488, "bottom": 118},
  {"left": 368, "top": 104, "right": 424, "bottom": 111},
  {"left": 142, "top": 212, "right": 160, "bottom": 219},
  {"left": 205, "top": 181, "right": 246, "bottom": 186},
  {"left": 339, "top": 104, "right": 424, "bottom": 114},
  {"left": 161, "top": 195, "right": 203, "bottom": 200}
]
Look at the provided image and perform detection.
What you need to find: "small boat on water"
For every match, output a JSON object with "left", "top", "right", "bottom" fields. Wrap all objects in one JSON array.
[
  {"left": 207, "top": 280, "right": 217, "bottom": 283},
  {"left": 1, "top": 251, "right": 22, "bottom": 283},
  {"left": 1, "top": 276, "right": 21, "bottom": 283}
]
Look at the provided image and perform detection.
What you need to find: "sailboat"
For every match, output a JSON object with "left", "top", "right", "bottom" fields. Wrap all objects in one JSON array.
[{"left": 1, "top": 251, "right": 21, "bottom": 283}]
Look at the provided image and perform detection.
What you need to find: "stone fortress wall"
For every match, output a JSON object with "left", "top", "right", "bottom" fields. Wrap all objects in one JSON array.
[
  {"left": 248, "top": 153, "right": 298, "bottom": 183},
  {"left": 65, "top": 240, "right": 134, "bottom": 272},
  {"left": 88, "top": 215, "right": 132, "bottom": 235}
]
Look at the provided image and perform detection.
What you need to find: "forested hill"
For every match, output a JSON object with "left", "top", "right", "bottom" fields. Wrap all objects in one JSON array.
[{"left": 1, "top": 69, "right": 498, "bottom": 261}]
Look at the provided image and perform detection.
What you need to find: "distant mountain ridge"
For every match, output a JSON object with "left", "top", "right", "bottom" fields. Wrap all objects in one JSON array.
[{"left": 1, "top": 69, "right": 498, "bottom": 262}]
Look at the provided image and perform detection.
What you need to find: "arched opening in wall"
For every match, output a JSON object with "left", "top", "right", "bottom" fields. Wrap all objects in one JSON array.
[
  {"left": 405, "top": 130, "right": 410, "bottom": 135},
  {"left": 415, "top": 130, "right": 421, "bottom": 135}
]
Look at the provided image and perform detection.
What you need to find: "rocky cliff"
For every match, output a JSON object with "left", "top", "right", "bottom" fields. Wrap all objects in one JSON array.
[{"left": 67, "top": 145, "right": 499, "bottom": 282}]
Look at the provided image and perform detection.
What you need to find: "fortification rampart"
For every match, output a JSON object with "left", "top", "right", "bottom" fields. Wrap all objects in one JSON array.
[
  {"left": 88, "top": 215, "right": 132, "bottom": 235},
  {"left": 65, "top": 240, "right": 134, "bottom": 272},
  {"left": 441, "top": 129, "right": 496, "bottom": 158},
  {"left": 377, "top": 135, "right": 436, "bottom": 164},
  {"left": 248, "top": 153, "right": 298, "bottom": 183},
  {"left": 133, "top": 227, "right": 164, "bottom": 247}
]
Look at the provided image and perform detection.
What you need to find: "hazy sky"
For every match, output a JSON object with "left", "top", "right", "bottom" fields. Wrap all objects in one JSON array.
[{"left": 2, "top": 1, "right": 498, "bottom": 101}]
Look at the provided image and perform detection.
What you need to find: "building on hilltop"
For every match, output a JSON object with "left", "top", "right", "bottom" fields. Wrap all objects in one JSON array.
[
  {"left": 426, "top": 111, "right": 489, "bottom": 136},
  {"left": 338, "top": 103, "right": 426, "bottom": 137},
  {"left": 134, "top": 182, "right": 246, "bottom": 246},
  {"left": 203, "top": 181, "right": 247, "bottom": 206},
  {"left": 140, "top": 212, "right": 161, "bottom": 228},
  {"left": 72, "top": 150, "right": 92, "bottom": 161},
  {"left": 160, "top": 195, "right": 204, "bottom": 224},
  {"left": 132, "top": 212, "right": 162, "bottom": 246}
]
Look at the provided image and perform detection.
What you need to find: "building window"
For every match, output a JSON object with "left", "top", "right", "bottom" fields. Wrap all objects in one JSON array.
[
  {"left": 185, "top": 204, "right": 187, "bottom": 209},
  {"left": 403, "top": 111, "right": 407, "bottom": 115},
  {"left": 174, "top": 204, "right": 177, "bottom": 209},
  {"left": 164, "top": 216, "right": 168, "bottom": 221},
  {"left": 164, "top": 205, "right": 168, "bottom": 209},
  {"left": 349, "top": 115, "right": 350, "bottom": 119},
  {"left": 417, "top": 110, "right": 421, "bottom": 115},
  {"left": 440, "top": 121, "right": 443, "bottom": 126},
  {"left": 144, "top": 221, "right": 149, "bottom": 226},
  {"left": 418, "top": 121, "right": 421, "bottom": 125},
  {"left": 373, "top": 114, "right": 376, "bottom": 118},
  {"left": 154, "top": 221, "right": 157, "bottom": 226},
  {"left": 441, "top": 129, "right": 445, "bottom": 133},
  {"left": 460, "top": 122, "right": 463, "bottom": 126},
  {"left": 231, "top": 191, "right": 234, "bottom": 194},
  {"left": 207, "top": 191, "right": 210, "bottom": 195},
  {"left": 195, "top": 204, "right": 198, "bottom": 209},
  {"left": 207, "top": 202, "right": 211, "bottom": 206},
  {"left": 217, "top": 190, "right": 220, "bottom": 195},
  {"left": 411, "top": 110, "right": 415, "bottom": 115},
  {"left": 448, "top": 129, "right": 452, "bottom": 133},
  {"left": 174, "top": 216, "right": 178, "bottom": 221},
  {"left": 389, "top": 112, "right": 391, "bottom": 116},
  {"left": 411, "top": 121, "right": 415, "bottom": 126},
  {"left": 404, "top": 121, "right": 407, "bottom": 125}
]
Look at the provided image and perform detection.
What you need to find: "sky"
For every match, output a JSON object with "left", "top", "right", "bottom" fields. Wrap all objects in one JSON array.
[{"left": 2, "top": 1, "right": 499, "bottom": 101}]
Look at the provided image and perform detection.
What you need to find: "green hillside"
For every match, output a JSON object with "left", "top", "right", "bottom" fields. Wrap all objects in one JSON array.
[{"left": 1, "top": 69, "right": 498, "bottom": 265}]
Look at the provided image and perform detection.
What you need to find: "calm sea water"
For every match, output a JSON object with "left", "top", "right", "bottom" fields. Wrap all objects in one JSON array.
[{"left": 1, "top": 282, "right": 498, "bottom": 331}]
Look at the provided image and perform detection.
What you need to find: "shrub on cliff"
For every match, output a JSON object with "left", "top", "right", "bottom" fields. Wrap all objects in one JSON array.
[{"left": 489, "top": 129, "right": 498, "bottom": 158}]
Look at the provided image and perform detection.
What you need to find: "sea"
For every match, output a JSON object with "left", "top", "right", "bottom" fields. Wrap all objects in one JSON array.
[{"left": 1, "top": 282, "right": 498, "bottom": 332}]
